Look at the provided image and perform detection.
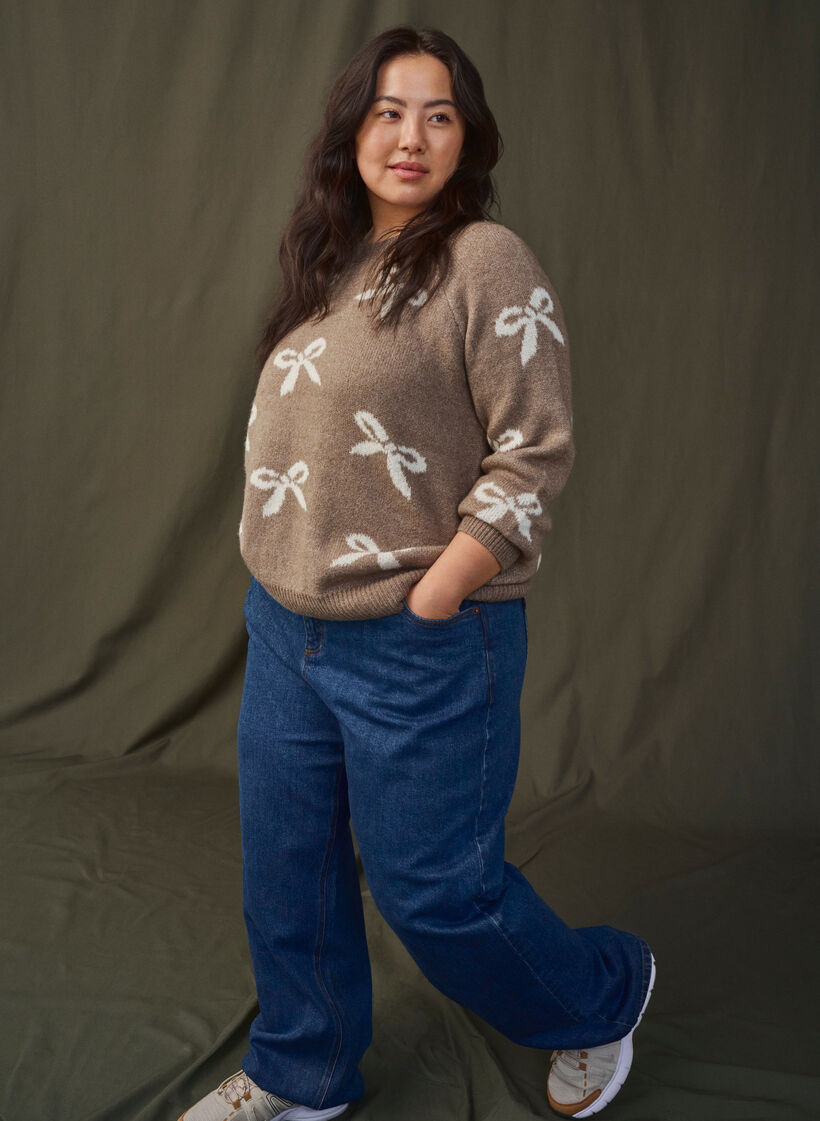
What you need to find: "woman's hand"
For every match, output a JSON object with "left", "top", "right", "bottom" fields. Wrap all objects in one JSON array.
[
  {"left": 403, "top": 577, "right": 465, "bottom": 619},
  {"left": 403, "top": 530, "right": 504, "bottom": 618}
]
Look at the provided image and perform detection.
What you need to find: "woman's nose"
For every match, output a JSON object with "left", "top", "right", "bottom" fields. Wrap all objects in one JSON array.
[{"left": 399, "top": 117, "right": 425, "bottom": 151}]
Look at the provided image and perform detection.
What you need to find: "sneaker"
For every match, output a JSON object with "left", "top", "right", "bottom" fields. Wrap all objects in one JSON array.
[
  {"left": 546, "top": 951, "right": 656, "bottom": 1117},
  {"left": 176, "top": 1068, "right": 351, "bottom": 1121}
]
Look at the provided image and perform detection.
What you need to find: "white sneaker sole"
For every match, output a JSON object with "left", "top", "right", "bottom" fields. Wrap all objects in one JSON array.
[
  {"left": 275, "top": 1107, "right": 349, "bottom": 1120},
  {"left": 178, "top": 1100, "right": 349, "bottom": 1120},
  {"left": 569, "top": 950, "right": 656, "bottom": 1118}
]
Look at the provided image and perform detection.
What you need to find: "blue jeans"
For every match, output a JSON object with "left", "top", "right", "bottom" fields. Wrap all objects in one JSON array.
[{"left": 237, "top": 575, "right": 654, "bottom": 1110}]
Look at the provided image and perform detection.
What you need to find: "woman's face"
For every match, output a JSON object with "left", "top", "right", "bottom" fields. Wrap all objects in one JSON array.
[{"left": 355, "top": 52, "right": 466, "bottom": 239}]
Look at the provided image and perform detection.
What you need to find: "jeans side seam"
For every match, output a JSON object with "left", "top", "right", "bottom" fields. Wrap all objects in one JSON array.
[
  {"left": 313, "top": 764, "right": 345, "bottom": 1107},
  {"left": 473, "top": 694, "right": 492, "bottom": 898},
  {"left": 472, "top": 898, "right": 584, "bottom": 1024}
]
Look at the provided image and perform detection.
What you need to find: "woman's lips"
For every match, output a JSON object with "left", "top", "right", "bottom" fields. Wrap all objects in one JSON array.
[{"left": 389, "top": 166, "right": 428, "bottom": 180}]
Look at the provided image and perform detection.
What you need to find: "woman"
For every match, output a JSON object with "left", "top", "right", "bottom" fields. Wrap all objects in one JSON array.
[{"left": 179, "top": 25, "right": 655, "bottom": 1121}]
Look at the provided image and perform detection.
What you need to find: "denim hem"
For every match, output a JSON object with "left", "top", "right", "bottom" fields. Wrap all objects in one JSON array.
[
  {"left": 240, "top": 1053, "right": 296, "bottom": 1107},
  {"left": 633, "top": 933, "right": 655, "bottom": 1029},
  {"left": 584, "top": 929, "right": 654, "bottom": 1037},
  {"left": 241, "top": 1050, "right": 358, "bottom": 1112},
  {"left": 578, "top": 932, "right": 654, "bottom": 1046}
]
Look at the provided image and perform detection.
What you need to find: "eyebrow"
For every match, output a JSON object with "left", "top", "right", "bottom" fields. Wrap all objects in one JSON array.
[{"left": 372, "top": 95, "right": 457, "bottom": 109}]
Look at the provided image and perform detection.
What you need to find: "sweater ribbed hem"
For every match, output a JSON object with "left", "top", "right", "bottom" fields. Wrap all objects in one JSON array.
[
  {"left": 456, "top": 517, "right": 522, "bottom": 570},
  {"left": 247, "top": 568, "right": 532, "bottom": 621}
]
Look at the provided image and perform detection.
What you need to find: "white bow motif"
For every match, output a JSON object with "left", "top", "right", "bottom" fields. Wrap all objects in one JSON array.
[
  {"left": 329, "top": 533, "right": 402, "bottom": 570},
  {"left": 472, "top": 480, "right": 542, "bottom": 542},
  {"left": 249, "top": 461, "right": 310, "bottom": 517},
  {"left": 495, "top": 286, "right": 565, "bottom": 366},
  {"left": 354, "top": 265, "right": 429, "bottom": 318},
  {"left": 273, "top": 337, "right": 327, "bottom": 396},
  {"left": 488, "top": 427, "right": 524, "bottom": 453},
  {"left": 349, "top": 410, "right": 426, "bottom": 500}
]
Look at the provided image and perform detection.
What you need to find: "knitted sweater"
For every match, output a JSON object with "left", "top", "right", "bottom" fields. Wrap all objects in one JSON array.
[{"left": 238, "top": 219, "right": 575, "bottom": 621}]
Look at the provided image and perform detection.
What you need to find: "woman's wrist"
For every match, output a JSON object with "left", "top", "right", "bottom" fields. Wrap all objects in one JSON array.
[{"left": 407, "top": 530, "right": 503, "bottom": 614}]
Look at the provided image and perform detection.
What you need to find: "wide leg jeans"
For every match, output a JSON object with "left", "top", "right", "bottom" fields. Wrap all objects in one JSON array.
[{"left": 236, "top": 575, "right": 654, "bottom": 1110}]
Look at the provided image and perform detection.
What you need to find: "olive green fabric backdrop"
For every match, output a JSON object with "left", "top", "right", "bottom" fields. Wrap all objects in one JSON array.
[{"left": 2, "top": 1, "right": 818, "bottom": 1118}]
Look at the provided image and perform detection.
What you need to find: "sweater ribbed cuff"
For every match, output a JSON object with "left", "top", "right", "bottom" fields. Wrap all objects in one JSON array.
[{"left": 457, "top": 516, "right": 522, "bottom": 571}]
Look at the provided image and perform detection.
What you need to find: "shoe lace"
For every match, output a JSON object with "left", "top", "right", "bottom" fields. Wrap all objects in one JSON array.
[
  {"left": 554, "top": 1048, "right": 586, "bottom": 1070},
  {"left": 217, "top": 1070, "right": 254, "bottom": 1107}
]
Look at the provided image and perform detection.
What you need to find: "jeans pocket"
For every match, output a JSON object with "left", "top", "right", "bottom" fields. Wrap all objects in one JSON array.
[{"left": 400, "top": 597, "right": 481, "bottom": 628}]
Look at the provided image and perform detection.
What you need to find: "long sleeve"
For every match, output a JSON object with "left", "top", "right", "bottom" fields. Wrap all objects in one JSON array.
[{"left": 445, "top": 223, "right": 575, "bottom": 571}]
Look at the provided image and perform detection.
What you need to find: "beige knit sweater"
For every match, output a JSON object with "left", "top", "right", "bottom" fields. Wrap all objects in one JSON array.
[{"left": 238, "top": 220, "right": 575, "bottom": 620}]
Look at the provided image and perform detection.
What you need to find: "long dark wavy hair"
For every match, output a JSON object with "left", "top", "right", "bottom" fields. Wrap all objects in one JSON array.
[{"left": 253, "top": 25, "right": 504, "bottom": 373}]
